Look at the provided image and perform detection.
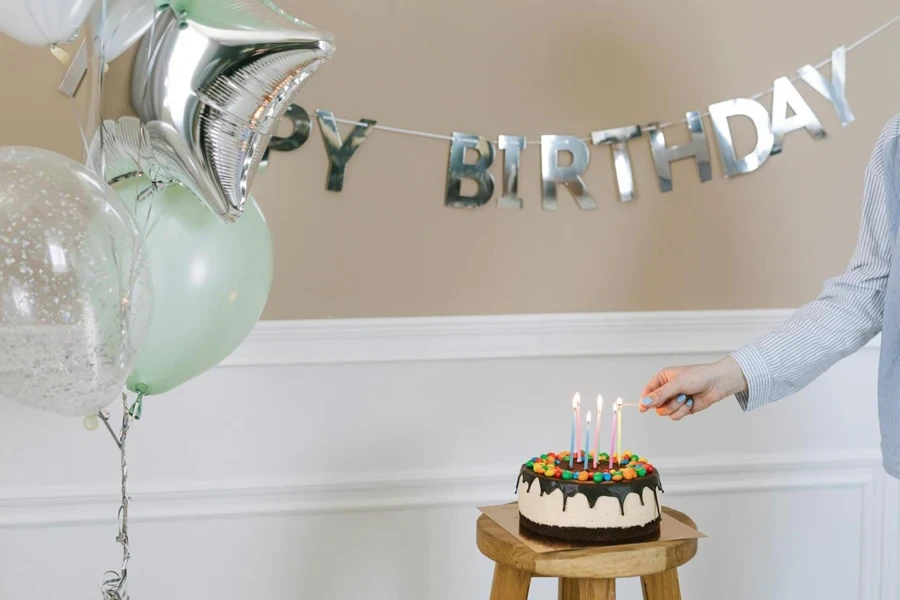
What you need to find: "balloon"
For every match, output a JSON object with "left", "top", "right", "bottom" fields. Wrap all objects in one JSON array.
[
  {"left": 95, "top": 0, "right": 155, "bottom": 62},
  {"left": 89, "top": 115, "right": 231, "bottom": 217},
  {"left": 0, "top": 147, "right": 152, "bottom": 417},
  {"left": 0, "top": 0, "right": 97, "bottom": 47},
  {"left": 117, "top": 183, "right": 273, "bottom": 395},
  {"left": 131, "top": 2, "right": 334, "bottom": 221}
]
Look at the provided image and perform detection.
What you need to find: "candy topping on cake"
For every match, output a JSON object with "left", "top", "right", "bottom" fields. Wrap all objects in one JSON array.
[{"left": 525, "top": 451, "right": 655, "bottom": 483}]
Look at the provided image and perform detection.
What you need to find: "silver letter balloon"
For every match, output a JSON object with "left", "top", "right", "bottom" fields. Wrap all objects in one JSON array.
[
  {"left": 0, "top": 147, "right": 152, "bottom": 417},
  {"left": 131, "top": 1, "right": 335, "bottom": 221}
]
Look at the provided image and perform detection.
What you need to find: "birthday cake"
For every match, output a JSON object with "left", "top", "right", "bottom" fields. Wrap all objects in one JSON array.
[{"left": 517, "top": 451, "right": 663, "bottom": 543}]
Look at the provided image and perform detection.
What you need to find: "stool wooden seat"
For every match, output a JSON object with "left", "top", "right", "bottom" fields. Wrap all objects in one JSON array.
[{"left": 476, "top": 506, "right": 698, "bottom": 600}]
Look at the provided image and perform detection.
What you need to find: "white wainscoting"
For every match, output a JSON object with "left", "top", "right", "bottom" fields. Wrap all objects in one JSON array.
[{"left": 0, "top": 310, "right": 894, "bottom": 600}]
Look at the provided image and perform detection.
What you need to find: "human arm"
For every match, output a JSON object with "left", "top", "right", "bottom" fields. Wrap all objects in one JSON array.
[{"left": 641, "top": 116, "right": 899, "bottom": 419}]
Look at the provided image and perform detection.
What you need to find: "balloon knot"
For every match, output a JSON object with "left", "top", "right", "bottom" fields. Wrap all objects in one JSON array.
[{"left": 50, "top": 45, "right": 70, "bottom": 64}]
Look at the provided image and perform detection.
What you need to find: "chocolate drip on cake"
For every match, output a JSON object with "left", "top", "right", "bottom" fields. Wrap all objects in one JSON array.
[{"left": 517, "top": 465, "right": 662, "bottom": 516}]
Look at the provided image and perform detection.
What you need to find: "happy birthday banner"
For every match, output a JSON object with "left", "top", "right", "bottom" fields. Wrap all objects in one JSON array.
[{"left": 266, "top": 14, "right": 900, "bottom": 208}]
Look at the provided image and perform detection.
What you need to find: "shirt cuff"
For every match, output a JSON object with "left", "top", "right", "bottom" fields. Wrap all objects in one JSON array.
[{"left": 730, "top": 344, "right": 774, "bottom": 412}]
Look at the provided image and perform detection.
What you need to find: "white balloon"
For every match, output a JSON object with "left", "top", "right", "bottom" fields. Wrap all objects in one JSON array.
[
  {"left": 95, "top": 0, "right": 154, "bottom": 62},
  {"left": 0, "top": 0, "right": 98, "bottom": 47}
]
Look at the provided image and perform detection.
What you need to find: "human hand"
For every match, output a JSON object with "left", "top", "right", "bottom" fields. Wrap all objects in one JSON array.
[{"left": 639, "top": 357, "right": 748, "bottom": 420}]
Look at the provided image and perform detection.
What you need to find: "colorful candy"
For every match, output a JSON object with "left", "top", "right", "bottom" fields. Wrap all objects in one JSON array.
[{"left": 525, "top": 452, "right": 655, "bottom": 481}]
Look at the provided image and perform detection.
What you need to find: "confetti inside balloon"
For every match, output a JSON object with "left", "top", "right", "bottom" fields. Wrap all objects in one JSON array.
[{"left": 0, "top": 147, "right": 152, "bottom": 417}]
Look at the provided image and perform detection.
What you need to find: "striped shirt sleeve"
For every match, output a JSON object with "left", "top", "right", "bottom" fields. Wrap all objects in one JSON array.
[{"left": 732, "top": 115, "right": 900, "bottom": 411}]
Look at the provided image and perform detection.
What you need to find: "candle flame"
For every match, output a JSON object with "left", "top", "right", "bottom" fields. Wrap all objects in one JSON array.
[
  {"left": 586, "top": 410, "right": 592, "bottom": 424},
  {"left": 573, "top": 392, "right": 580, "bottom": 409},
  {"left": 597, "top": 395, "right": 603, "bottom": 412},
  {"left": 616, "top": 397, "right": 623, "bottom": 407}
]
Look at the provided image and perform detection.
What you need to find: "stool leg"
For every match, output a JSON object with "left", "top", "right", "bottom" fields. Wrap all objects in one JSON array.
[
  {"left": 490, "top": 564, "right": 532, "bottom": 600},
  {"left": 559, "top": 578, "right": 615, "bottom": 600},
  {"left": 640, "top": 568, "right": 681, "bottom": 600}
]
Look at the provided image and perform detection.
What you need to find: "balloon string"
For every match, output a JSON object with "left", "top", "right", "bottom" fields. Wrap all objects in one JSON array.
[
  {"left": 97, "top": 391, "right": 143, "bottom": 600},
  {"left": 72, "top": 99, "right": 92, "bottom": 160}
]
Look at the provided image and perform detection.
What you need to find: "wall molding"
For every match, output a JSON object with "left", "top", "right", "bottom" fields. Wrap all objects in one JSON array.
[
  {"left": 0, "top": 310, "right": 889, "bottom": 599},
  {"left": 0, "top": 450, "right": 883, "bottom": 528},
  {"left": 224, "top": 309, "right": 882, "bottom": 367}
]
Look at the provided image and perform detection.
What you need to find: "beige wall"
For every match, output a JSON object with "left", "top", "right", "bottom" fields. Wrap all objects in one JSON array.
[{"left": 1, "top": 0, "right": 899, "bottom": 319}]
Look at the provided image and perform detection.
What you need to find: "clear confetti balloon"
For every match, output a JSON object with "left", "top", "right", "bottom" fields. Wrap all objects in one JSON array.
[{"left": 0, "top": 147, "right": 152, "bottom": 417}]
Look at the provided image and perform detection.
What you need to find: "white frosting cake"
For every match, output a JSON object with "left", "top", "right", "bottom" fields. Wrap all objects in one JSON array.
[
  {"left": 516, "top": 451, "right": 663, "bottom": 543},
  {"left": 518, "top": 478, "right": 660, "bottom": 529}
]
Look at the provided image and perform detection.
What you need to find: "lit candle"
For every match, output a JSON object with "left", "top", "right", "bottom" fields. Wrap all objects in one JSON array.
[
  {"left": 616, "top": 398, "right": 624, "bottom": 465},
  {"left": 574, "top": 393, "right": 582, "bottom": 463},
  {"left": 569, "top": 394, "right": 577, "bottom": 469},
  {"left": 609, "top": 402, "right": 618, "bottom": 469},
  {"left": 584, "top": 411, "right": 592, "bottom": 473},
  {"left": 593, "top": 395, "right": 603, "bottom": 468}
]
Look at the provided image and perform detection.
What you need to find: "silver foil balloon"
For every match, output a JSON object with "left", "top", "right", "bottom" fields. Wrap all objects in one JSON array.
[
  {"left": 88, "top": 116, "right": 152, "bottom": 183},
  {"left": 132, "top": 3, "right": 335, "bottom": 221},
  {"left": 540, "top": 135, "right": 597, "bottom": 211},
  {"left": 446, "top": 132, "right": 495, "bottom": 209},
  {"left": 591, "top": 126, "right": 642, "bottom": 202},
  {"left": 771, "top": 77, "right": 826, "bottom": 155},
  {"left": 647, "top": 112, "right": 712, "bottom": 193},
  {"left": 0, "top": 147, "right": 152, "bottom": 417},
  {"left": 709, "top": 99, "right": 774, "bottom": 177},
  {"left": 497, "top": 135, "right": 526, "bottom": 209},
  {"left": 315, "top": 110, "right": 376, "bottom": 192},
  {"left": 88, "top": 116, "right": 233, "bottom": 212},
  {"left": 798, "top": 46, "right": 854, "bottom": 126}
]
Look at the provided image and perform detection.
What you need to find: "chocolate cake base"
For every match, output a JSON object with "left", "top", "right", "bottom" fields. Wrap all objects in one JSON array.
[{"left": 519, "top": 513, "right": 661, "bottom": 544}]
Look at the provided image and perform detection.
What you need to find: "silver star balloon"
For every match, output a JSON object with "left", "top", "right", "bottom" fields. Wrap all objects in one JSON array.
[
  {"left": 88, "top": 115, "right": 221, "bottom": 210},
  {"left": 131, "top": 1, "right": 334, "bottom": 221}
]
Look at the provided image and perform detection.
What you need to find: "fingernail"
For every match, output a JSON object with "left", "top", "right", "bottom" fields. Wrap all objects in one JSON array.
[
  {"left": 676, "top": 394, "right": 686, "bottom": 404},
  {"left": 641, "top": 397, "right": 652, "bottom": 405},
  {"left": 687, "top": 399, "right": 694, "bottom": 407}
]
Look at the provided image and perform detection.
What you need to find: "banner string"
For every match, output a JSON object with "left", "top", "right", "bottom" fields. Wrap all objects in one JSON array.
[{"left": 329, "top": 12, "right": 900, "bottom": 146}]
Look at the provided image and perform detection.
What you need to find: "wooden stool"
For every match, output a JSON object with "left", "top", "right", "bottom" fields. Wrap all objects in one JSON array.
[{"left": 476, "top": 507, "right": 698, "bottom": 600}]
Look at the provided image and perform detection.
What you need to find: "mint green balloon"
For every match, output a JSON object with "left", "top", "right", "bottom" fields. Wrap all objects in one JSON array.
[{"left": 118, "top": 183, "right": 273, "bottom": 395}]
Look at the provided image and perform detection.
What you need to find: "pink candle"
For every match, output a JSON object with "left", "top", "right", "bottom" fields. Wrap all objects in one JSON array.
[
  {"left": 584, "top": 411, "right": 592, "bottom": 472},
  {"left": 593, "top": 395, "right": 603, "bottom": 468},
  {"left": 609, "top": 403, "right": 618, "bottom": 470},
  {"left": 574, "top": 393, "right": 582, "bottom": 463},
  {"left": 569, "top": 394, "right": 577, "bottom": 469}
]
